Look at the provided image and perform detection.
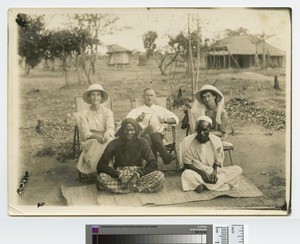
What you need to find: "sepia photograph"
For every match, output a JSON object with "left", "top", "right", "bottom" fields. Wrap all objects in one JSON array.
[{"left": 8, "top": 7, "right": 291, "bottom": 216}]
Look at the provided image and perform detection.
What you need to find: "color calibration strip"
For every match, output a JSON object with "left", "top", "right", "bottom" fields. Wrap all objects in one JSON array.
[
  {"left": 93, "top": 234, "right": 207, "bottom": 244},
  {"left": 86, "top": 225, "right": 247, "bottom": 244}
]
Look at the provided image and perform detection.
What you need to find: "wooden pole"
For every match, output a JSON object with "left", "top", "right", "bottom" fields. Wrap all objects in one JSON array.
[{"left": 188, "top": 15, "right": 195, "bottom": 99}]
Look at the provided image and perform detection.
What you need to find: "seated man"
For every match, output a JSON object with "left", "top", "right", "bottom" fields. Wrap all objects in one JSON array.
[
  {"left": 126, "top": 88, "right": 179, "bottom": 165},
  {"left": 180, "top": 115, "right": 242, "bottom": 193},
  {"left": 96, "top": 118, "right": 165, "bottom": 194}
]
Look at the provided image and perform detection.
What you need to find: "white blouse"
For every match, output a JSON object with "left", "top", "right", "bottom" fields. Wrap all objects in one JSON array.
[{"left": 79, "top": 105, "right": 115, "bottom": 140}]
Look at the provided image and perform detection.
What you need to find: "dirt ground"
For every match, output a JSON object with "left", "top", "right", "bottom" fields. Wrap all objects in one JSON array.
[{"left": 14, "top": 59, "right": 289, "bottom": 211}]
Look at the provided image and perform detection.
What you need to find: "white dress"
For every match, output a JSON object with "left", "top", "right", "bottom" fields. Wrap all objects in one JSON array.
[{"left": 76, "top": 105, "right": 115, "bottom": 174}]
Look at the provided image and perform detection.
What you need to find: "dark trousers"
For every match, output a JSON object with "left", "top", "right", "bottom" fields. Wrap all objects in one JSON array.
[{"left": 143, "top": 132, "right": 171, "bottom": 163}]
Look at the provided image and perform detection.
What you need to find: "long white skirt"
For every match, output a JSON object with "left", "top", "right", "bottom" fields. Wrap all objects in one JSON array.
[
  {"left": 77, "top": 138, "right": 111, "bottom": 174},
  {"left": 181, "top": 166, "right": 242, "bottom": 192}
]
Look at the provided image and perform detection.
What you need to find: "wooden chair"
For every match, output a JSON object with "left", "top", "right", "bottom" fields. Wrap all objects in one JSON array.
[
  {"left": 132, "top": 96, "right": 181, "bottom": 172},
  {"left": 186, "top": 107, "right": 235, "bottom": 166},
  {"left": 72, "top": 96, "right": 113, "bottom": 181}
]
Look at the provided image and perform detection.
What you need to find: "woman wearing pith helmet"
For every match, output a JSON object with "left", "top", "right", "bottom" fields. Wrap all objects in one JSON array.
[
  {"left": 77, "top": 84, "right": 115, "bottom": 175},
  {"left": 189, "top": 85, "right": 228, "bottom": 138}
]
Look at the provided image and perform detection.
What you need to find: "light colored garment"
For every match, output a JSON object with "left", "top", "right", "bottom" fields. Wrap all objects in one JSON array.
[
  {"left": 180, "top": 133, "right": 242, "bottom": 191},
  {"left": 126, "top": 104, "right": 179, "bottom": 133},
  {"left": 189, "top": 100, "right": 228, "bottom": 134},
  {"left": 76, "top": 105, "right": 115, "bottom": 174}
]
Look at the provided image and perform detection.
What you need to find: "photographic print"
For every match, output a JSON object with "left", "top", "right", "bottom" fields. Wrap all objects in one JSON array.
[{"left": 8, "top": 8, "right": 291, "bottom": 215}]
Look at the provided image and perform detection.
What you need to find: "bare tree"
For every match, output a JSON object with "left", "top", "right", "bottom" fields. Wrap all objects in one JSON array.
[
  {"left": 71, "top": 14, "right": 119, "bottom": 75},
  {"left": 154, "top": 44, "right": 181, "bottom": 76},
  {"left": 256, "top": 32, "right": 275, "bottom": 69}
]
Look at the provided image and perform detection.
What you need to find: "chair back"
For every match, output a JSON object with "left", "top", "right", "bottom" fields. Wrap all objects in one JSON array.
[
  {"left": 133, "top": 97, "right": 172, "bottom": 111},
  {"left": 75, "top": 95, "right": 113, "bottom": 112},
  {"left": 186, "top": 107, "right": 196, "bottom": 134}
]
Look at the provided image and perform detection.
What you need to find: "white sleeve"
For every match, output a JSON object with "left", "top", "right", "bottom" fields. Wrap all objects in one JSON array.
[
  {"left": 126, "top": 108, "right": 140, "bottom": 119},
  {"left": 163, "top": 107, "right": 179, "bottom": 124}
]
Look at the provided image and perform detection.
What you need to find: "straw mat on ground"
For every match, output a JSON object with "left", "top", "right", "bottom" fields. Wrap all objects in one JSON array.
[{"left": 61, "top": 175, "right": 263, "bottom": 206}]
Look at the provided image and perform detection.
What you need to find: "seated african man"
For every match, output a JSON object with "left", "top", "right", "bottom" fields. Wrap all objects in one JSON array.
[
  {"left": 96, "top": 118, "right": 165, "bottom": 194},
  {"left": 180, "top": 115, "right": 242, "bottom": 193}
]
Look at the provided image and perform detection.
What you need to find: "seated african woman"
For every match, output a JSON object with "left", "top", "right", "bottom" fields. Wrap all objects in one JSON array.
[
  {"left": 180, "top": 116, "right": 242, "bottom": 193},
  {"left": 189, "top": 85, "right": 228, "bottom": 138},
  {"left": 76, "top": 84, "right": 115, "bottom": 175},
  {"left": 96, "top": 118, "right": 165, "bottom": 194}
]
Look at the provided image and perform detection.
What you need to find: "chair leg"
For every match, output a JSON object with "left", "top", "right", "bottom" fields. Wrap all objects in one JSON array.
[
  {"left": 228, "top": 149, "right": 234, "bottom": 166},
  {"left": 173, "top": 143, "right": 183, "bottom": 172},
  {"left": 73, "top": 127, "right": 77, "bottom": 159},
  {"left": 168, "top": 142, "right": 175, "bottom": 154},
  {"left": 186, "top": 125, "right": 190, "bottom": 136},
  {"left": 78, "top": 171, "right": 82, "bottom": 182},
  {"left": 76, "top": 129, "right": 80, "bottom": 157}
]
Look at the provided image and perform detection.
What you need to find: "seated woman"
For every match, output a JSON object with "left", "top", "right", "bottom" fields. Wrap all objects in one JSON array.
[
  {"left": 96, "top": 118, "right": 165, "bottom": 194},
  {"left": 76, "top": 84, "right": 115, "bottom": 175},
  {"left": 189, "top": 85, "right": 228, "bottom": 138}
]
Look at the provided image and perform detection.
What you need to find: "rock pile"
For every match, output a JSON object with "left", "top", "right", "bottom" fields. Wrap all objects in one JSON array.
[{"left": 227, "top": 98, "right": 286, "bottom": 130}]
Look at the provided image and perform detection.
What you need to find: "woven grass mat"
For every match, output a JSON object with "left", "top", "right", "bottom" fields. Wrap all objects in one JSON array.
[{"left": 61, "top": 175, "right": 263, "bottom": 206}]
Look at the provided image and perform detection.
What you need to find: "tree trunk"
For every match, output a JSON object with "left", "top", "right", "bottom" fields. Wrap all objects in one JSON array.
[
  {"left": 91, "top": 54, "right": 96, "bottom": 75},
  {"left": 195, "top": 18, "right": 201, "bottom": 92},
  {"left": 43, "top": 59, "right": 47, "bottom": 71},
  {"left": 188, "top": 16, "right": 195, "bottom": 98},
  {"left": 81, "top": 60, "right": 92, "bottom": 84},
  {"left": 158, "top": 60, "right": 168, "bottom": 76},
  {"left": 62, "top": 59, "right": 69, "bottom": 85},
  {"left": 51, "top": 59, "right": 55, "bottom": 72},
  {"left": 76, "top": 67, "right": 82, "bottom": 85},
  {"left": 262, "top": 41, "right": 266, "bottom": 69},
  {"left": 274, "top": 75, "right": 280, "bottom": 90},
  {"left": 213, "top": 49, "right": 216, "bottom": 69},
  {"left": 25, "top": 63, "right": 31, "bottom": 76},
  {"left": 64, "top": 70, "right": 69, "bottom": 85}
]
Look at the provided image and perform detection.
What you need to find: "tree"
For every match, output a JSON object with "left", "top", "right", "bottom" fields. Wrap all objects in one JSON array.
[
  {"left": 143, "top": 31, "right": 158, "bottom": 58},
  {"left": 154, "top": 29, "right": 203, "bottom": 77},
  {"left": 155, "top": 46, "right": 180, "bottom": 76},
  {"left": 45, "top": 30, "right": 83, "bottom": 85},
  {"left": 72, "top": 28, "right": 95, "bottom": 84},
  {"left": 17, "top": 14, "right": 45, "bottom": 75},
  {"left": 154, "top": 32, "right": 186, "bottom": 76},
  {"left": 71, "top": 14, "right": 119, "bottom": 75},
  {"left": 224, "top": 27, "right": 249, "bottom": 37},
  {"left": 255, "top": 32, "right": 275, "bottom": 69}
]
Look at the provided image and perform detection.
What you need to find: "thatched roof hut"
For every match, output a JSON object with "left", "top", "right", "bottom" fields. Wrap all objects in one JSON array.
[
  {"left": 106, "top": 44, "right": 132, "bottom": 66},
  {"left": 207, "top": 35, "right": 285, "bottom": 69}
]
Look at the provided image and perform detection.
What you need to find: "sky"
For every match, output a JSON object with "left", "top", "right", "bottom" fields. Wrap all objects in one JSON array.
[
  {"left": 99, "top": 9, "right": 290, "bottom": 52},
  {"left": 35, "top": 8, "right": 291, "bottom": 54}
]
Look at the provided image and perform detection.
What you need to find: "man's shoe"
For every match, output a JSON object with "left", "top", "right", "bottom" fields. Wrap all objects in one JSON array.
[{"left": 163, "top": 154, "right": 177, "bottom": 165}]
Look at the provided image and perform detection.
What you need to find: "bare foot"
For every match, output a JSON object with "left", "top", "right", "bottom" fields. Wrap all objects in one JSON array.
[{"left": 195, "top": 184, "right": 206, "bottom": 193}]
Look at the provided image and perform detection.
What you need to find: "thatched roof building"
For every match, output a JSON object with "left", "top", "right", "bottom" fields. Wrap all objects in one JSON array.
[
  {"left": 106, "top": 44, "right": 132, "bottom": 66},
  {"left": 207, "top": 35, "right": 285, "bottom": 69}
]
